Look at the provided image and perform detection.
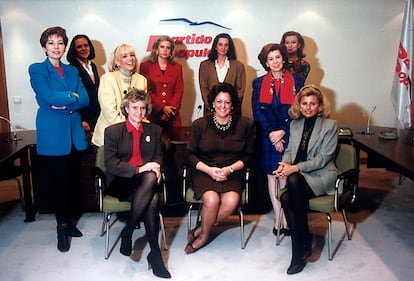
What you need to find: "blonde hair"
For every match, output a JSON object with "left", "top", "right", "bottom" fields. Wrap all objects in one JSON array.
[
  {"left": 107, "top": 44, "right": 139, "bottom": 72},
  {"left": 147, "top": 35, "right": 176, "bottom": 63},
  {"left": 289, "top": 84, "right": 330, "bottom": 119}
]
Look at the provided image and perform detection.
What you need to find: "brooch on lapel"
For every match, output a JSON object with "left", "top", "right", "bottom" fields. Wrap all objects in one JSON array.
[{"left": 145, "top": 135, "right": 151, "bottom": 143}]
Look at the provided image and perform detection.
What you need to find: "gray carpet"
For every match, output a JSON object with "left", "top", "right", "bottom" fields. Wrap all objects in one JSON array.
[{"left": 0, "top": 168, "right": 413, "bottom": 281}]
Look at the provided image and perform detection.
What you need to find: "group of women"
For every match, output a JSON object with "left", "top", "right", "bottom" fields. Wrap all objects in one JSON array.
[{"left": 29, "top": 26, "right": 338, "bottom": 278}]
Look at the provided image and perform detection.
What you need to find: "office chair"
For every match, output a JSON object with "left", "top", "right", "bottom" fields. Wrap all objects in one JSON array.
[
  {"left": 93, "top": 146, "right": 168, "bottom": 259},
  {"left": 182, "top": 166, "right": 250, "bottom": 249},
  {"left": 276, "top": 143, "right": 359, "bottom": 260}
]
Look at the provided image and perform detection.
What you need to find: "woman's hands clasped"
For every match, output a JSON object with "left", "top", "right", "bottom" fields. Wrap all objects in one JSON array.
[
  {"left": 269, "top": 130, "right": 286, "bottom": 153},
  {"left": 273, "top": 161, "right": 299, "bottom": 179},
  {"left": 140, "top": 162, "right": 161, "bottom": 184}
]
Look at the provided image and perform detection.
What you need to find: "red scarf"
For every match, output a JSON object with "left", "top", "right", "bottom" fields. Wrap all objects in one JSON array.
[{"left": 259, "top": 70, "right": 296, "bottom": 105}]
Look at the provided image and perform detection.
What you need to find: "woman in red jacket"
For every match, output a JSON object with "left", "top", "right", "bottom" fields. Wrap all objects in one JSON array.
[{"left": 140, "top": 35, "right": 184, "bottom": 128}]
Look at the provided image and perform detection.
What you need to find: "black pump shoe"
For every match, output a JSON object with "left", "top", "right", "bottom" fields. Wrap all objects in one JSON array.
[
  {"left": 57, "top": 224, "right": 70, "bottom": 252},
  {"left": 287, "top": 258, "right": 306, "bottom": 275},
  {"left": 120, "top": 228, "right": 132, "bottom": 256},
  {"left": 68, "top": 225, "right": 83, "bottom": 237},
  {"left": 147, "top": 252, "right": 171, "bottom": 279}
]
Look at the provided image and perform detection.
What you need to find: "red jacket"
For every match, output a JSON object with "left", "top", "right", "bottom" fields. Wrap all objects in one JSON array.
[{"left": 140, "top": 61, "right": 184, "bottom": 127}]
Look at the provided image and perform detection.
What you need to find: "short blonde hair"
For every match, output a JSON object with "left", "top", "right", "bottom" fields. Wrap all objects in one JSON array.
[
  {"left": 289, "top": 85, "right": 330, "bottom": 119},
  {"left": 108, "top": 44, "right": 139, "bottom": 72}
]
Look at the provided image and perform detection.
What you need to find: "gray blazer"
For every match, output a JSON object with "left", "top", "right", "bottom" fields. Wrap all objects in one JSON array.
[{"left": 282, "top": 117, "right": 338, "bottom": 196}]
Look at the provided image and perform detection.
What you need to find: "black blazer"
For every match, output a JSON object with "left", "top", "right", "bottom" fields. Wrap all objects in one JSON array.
[
  {"left": 103, "top": 121, "right": 163, "bottom": 185},
  {"left": 70, "top": 60, "right": 100, "bottom": 130}
]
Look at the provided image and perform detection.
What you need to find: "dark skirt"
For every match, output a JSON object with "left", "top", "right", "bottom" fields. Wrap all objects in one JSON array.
[
  {"left": 192, "top": 170, "right": 243, "bottom": 200},
  {"left": 106, "top": 172, "right": 158, "bottom": 202}
]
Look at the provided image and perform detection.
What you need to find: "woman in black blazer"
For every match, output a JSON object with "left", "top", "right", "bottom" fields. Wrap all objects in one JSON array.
[
  {"left": 67, "top": 34, "right": 100, "bottom": 134},
  {"left": 104, "top": 89, "right": 170, "bottom": 279}
]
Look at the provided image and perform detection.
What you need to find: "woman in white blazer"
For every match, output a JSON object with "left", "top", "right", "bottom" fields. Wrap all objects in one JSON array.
[
  {"left": 92, "top": 44, "right": 147, "bottom": 147},
  {"left": 274, "top": 85, "right": 338, "bottom": 275}
]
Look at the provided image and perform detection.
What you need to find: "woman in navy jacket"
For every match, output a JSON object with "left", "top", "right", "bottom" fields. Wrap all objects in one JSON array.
[
  {"left": 252, "top": 43, "right": 303, "bottom": 237},
  {"left": 29, "top": 26, "right": 89, "bottom": 252}
]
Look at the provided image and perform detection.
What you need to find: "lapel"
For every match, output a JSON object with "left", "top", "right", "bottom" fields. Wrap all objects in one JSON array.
[
  {"left": 44, "top": 58, "right": 72, "bottom": 89},
  {"left": 307, "top": 117, "right": 323, "bottom": 155}
]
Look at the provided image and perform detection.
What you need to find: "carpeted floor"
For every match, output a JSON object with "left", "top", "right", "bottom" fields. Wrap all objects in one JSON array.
[{"left": 0, "top": 167, "right": 413, "bottom": 281}]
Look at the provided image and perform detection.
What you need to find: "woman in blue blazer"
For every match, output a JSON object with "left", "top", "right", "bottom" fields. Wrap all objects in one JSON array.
[
  {"left": 28, "top": 26, "right": 89, "bottom": 252},
  {"left": 274, "top": 85, "right": 338, "bottom": 274}
]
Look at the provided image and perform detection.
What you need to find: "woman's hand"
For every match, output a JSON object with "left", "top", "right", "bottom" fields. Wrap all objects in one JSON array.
[
  {"left": 208, "top": 166, "right": 228, "bottom": 182},
  {"left": 273, "top": 161, "right": 299, "bottom": 179},
  {"left": 140, "top": 162, "right": 161, "bottom": 184},
  {"left": 269, "top": 130, "right": 285, "bottom": 152}
]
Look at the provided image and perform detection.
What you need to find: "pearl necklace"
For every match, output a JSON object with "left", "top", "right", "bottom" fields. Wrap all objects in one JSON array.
[{"left": 213, "top": 115, "right": 232, "bottom": 131}]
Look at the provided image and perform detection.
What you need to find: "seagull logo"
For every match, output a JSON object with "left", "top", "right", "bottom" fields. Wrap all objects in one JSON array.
[{"left": 160, "top": 18, "right": 231, "bottom": 30}]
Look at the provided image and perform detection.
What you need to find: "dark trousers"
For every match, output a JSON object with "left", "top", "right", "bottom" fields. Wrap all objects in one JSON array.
[{"left": 37, "top": 147, "right": 82, "bottom": 225}]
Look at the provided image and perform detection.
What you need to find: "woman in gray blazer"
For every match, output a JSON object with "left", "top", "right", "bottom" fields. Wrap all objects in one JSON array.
[{"left": 274, "top": 85, "right": 338, "bottom": 275}]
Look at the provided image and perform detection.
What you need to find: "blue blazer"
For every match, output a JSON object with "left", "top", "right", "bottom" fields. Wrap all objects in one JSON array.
[{"left": 29, "top": 58, "right": 89, "bottom": 156}]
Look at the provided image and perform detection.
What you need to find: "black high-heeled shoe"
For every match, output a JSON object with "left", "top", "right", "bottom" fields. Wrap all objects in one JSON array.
[
  {"left": 68, "top": 224, "right": 83, "bottom": 237},
  {"left": 120, "top": 227, "right": 132, "bottom": 256},
  {"left": 57, "top": 224, "right": 70, "bottom": 252},
  {"left": 287, "top": 258, "right": 306, "bottom": 275},
  {"left": 147, "top": 251, "right": 171, "bottom": 279}
]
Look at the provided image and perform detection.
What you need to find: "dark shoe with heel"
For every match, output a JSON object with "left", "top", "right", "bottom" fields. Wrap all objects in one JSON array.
[
  {"left": 57, "top": 224, "right": 70, "bottom": 252},
  {"left": 147, "top": 251, "right": 171, "bottom": 279},
  {"left": 287, "top": 258, "right": 306, "bottom": 275},
  {"left": 68, "top": 225, "right": 83, "bottom": 237},
  {"left": 120, "top": 228, "right": 132, "bottom": 256},
  {"left": 272, "top": 227, "right": 291, "bottom": 236}
]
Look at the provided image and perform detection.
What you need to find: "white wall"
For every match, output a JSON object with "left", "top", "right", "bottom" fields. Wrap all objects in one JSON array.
[{"left": 0, "top": 0, "right": 406, "bottom": 129}]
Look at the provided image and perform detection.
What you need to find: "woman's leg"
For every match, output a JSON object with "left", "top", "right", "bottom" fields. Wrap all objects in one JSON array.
[
  {"left": 216, "top": 191, "right": 239, "bottom": 223},
  {"left": 267, "top": 174, "right": 288, "bottom": 231},
  {"left": 189, "top": 191, "right": 220, "bottom": 250},
  {"left": 280, "top": 172, "right": 315, "bottom": 274},
  {"left": 142, "top": 191, "right": 171, "bottom": 278},
  {"left": 120, "top": 172, "right": 157, "bottom": 256}
]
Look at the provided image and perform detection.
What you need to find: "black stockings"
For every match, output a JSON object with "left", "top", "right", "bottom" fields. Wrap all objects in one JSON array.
[
  {"left": 123, "top": 172, "right": 161, "bottom": 253},
  {"left": 280, "top": 172, "right": 315, "bottom": 260}
]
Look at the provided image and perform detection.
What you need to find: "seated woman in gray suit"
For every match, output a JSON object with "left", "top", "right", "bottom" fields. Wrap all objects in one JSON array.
[
  {"left": 274, "top": 85, "right": 338, "bottom": 275},
  {"left": 104, "top": 89, "right": 170, "bottom": 279}
]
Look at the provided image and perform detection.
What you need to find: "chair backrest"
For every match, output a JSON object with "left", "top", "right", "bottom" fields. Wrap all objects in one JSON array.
[
  {"left": 335, "top": 143, "right": 358, "bottom": 210},
  {"left": 96, "top": 146, "right": 106, "bottom": 173},
  {"left": 335, "top": 144, "right": 357, "bottom": 173}
]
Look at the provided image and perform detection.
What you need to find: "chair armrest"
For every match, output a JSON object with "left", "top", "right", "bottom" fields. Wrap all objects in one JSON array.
[
  {"left": 182, "top": 165, "right": 189, "bottom": 201},
  {"left": 92, "top": 166, "right": 106, "bottom": 211},
  {"left": 334, "top": 168, "right": 359, "bottom": 211},
  {"left": 160, "top": 167, "right": 168, "bottom": 205},
  {"left": 244, "top": 168, "right": 250, "bottom": 205}
]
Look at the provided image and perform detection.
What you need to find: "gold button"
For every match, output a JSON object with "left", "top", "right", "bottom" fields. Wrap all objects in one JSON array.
[
  {"left": 162, "top": 99, "right": 166, "bottom": 103},
  {"left": 162, "top": 92, "right": 166, "bottom": 96},
  {"left": 163, "top": 84, "right": 167, "bottom": 88}
]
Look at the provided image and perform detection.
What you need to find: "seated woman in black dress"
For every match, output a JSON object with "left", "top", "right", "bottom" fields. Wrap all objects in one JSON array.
[
  {"left": 184, "top": 82, "right": 255, "bottom": 254},
  {"left": 104, "top": 89, "right": 170, "bottom": 279}
]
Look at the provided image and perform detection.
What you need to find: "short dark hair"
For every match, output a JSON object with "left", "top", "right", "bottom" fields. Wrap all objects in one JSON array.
[
  {"left": 121, "top": 88, "right": 152, "bottom": 117},
  {"left": 257, "top": 43, "right": 288, "bottom": 71},
  {"left": 67, "top": 34, "right": 96, "bottom": 63},
  {"left": 39, "top": 26, "right": 68, "bottom": 48},
  {"left": 207, "top": 82, "right": 240, "bottom": 113},
  {"left": 208, "top": 33, "right": 237, "bottom": 61}
]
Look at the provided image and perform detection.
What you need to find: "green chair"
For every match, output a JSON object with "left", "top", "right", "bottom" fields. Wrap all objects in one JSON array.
[
  {"left": 93, "top": 146, "right": 168, "bottom": 259},
  {"left": 276, "top": 143, "right": 359, "bottom": 260},
  {"left": 182, "top": 166, "right": 250, "bottom": 249}
]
